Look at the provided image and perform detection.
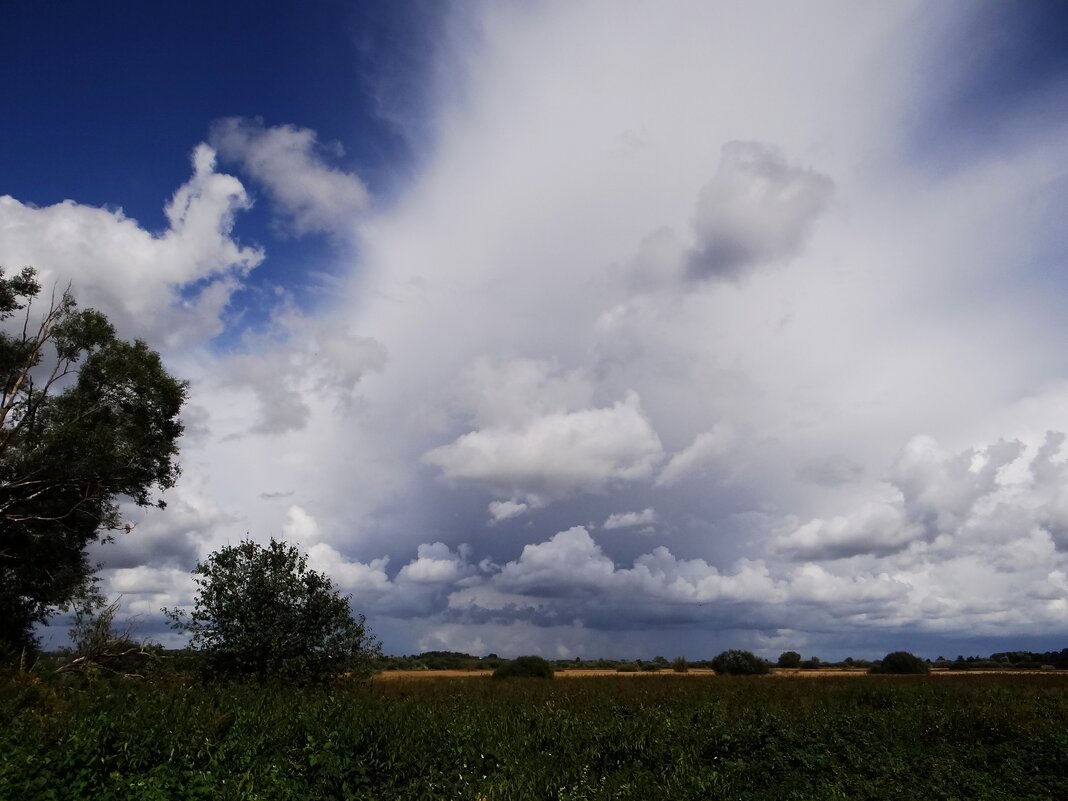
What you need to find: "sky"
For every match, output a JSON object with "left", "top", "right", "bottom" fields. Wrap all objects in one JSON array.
[{"left": 4, "top": 0, "right": 1068, "bottom": 661}]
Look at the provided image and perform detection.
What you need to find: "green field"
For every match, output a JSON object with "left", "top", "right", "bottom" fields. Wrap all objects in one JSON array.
[{"left": 3, "top": 672, "right": 1067, "bottom": 800}]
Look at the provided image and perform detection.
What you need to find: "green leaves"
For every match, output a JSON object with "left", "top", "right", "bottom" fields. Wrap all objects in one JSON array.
[
  {"left": 0, "top": 266, "right": 187, "bottom": 657},
  {"left": 167, "top": 538, "right": 379, "bottom": 684},
  {"left": 711, "top": 650, "right": 771, "bottom": 675}
]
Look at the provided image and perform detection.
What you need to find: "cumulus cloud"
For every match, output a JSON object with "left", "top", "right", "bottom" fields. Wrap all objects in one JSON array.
[
  {"left": 397, "top": 542, "right": 474, "bottom": 584},
  {"left": 91, "top": 480, "right": 233, "bottom": 571},
  {"left": 687, "top": 141, "right": 833, "bottom": 281},
  {"left": 602, "top": 508, "right": 656, "bottom": 530},
  {"left": 282, "top": 504, "right": 321, "bottom": 544},
  {"left": 488, "top": 499, "right": 529, "bottom": 524},
  {"left": 422, "top": 391, "right": 663, "bottom": 503},
  {"left": 775, "top": 432, "right": 1068, "bottom": 561},
  {"left": 774, "top": 500, "right": 921, "bottom": 560},
  {"left": 210, "top": 117, "right": 369, "bottom": 236},
  {"left": 0, "top": 144, "right": 262, "bottom": 347}
]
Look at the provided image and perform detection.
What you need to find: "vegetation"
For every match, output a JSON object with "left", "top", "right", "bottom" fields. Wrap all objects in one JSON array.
[
  {"left": 712, "top": 649, "right": 770, "bottom": 675},
  {"left": 492, "top": 655, "right": 554, "bottom": 679},
  {"left": 871, "top": 650, "right": 930, "bottom": 675},
  {"left": 0, "top": 267, "right": 187, "bottom": 658},
  {"left": 777, "top": 650, "right": 801, "bottom": 668},
  {"left": 3, "top": 671, "right": 1067, "bottom": 799},
  {"left": 672, "top": 656, "right": 689, "bottom": 673},
  {"left": 165, "top": 538, "right": 378, "bottom": 684}
]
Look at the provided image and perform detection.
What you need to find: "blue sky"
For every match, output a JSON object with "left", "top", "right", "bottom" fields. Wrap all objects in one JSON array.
[
  {"left": 5, "top": 1, "right": 1068, "bottom": 661},
  {"left": 2, "top": 0, "right": 439, "bottom": 331}
]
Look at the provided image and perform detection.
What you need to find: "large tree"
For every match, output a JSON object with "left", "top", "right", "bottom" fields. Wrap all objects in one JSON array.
[{"left": 0, "top": 266, "right": 187, "bottom": 656}]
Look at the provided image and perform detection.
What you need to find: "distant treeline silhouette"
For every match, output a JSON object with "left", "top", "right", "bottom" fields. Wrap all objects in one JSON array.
[{"left": 373, "top": 647, "right": 1068, "bottom": 672}]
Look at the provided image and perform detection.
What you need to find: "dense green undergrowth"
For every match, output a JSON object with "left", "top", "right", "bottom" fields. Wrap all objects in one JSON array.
[{"left": 3, "top": 672, "right": 1067, "bottom": 800}]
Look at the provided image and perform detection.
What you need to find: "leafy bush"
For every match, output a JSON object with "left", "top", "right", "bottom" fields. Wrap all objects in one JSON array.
[
  {"left": 672, "top": 656, "right": 689, "bottom": 673},
  {"left": 165, "top": 538, "right": 378, "bottom": 684},
  {"left": 492, "top": 655, "right": 554, "bottom": 679},
  {"left": 712, "top": 649, "right": 770, "bottom": 675},
  {"left": 871, "top": 651, "right": 929, "bottom": 674},
  {"left": 615, "top": 662, "right": 639, "bottom": 673}
]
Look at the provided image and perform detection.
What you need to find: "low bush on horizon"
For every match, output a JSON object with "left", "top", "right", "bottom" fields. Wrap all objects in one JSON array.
[
  {"left": 711, "top": 649, "right": 770, "bottom": 675},
  {"left": 871, "top": 650, "right": 930, "bottom": 675},
  {"left": 491, "top": 654, "right": 554, "bottom": 679}
]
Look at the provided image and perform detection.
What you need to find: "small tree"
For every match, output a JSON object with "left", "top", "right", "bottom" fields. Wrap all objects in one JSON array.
[
  {"left": 777, "top": 650, "right": 802, "bottom": 668},
  {"left": 870, "top": 650, "right": 929, "bottom": 675},
  {"left": 711, "top": 649, "right": 770, "bottom": 675},
  {"left": 166, "top": 537, "right": 378, "bottom": 684},
  {"left": 672, "top": 656, "right": 689, "bottom": 673}
]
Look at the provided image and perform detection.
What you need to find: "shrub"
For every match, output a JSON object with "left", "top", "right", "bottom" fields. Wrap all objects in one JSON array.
[
  {"left": 492, "top": 655, "right": 554, "bottom": 679},
  {"left": 870, "top": 651, "right": 929, "bottom": 675},
  {"left": 672, "top": 656, "right": 689, "bottom": 673},
  {"left": 615, "top": 662, "right": 639, "bottom": 673},
  {"left": 711, "top": 650, "right": 770, "bottom": 675}
]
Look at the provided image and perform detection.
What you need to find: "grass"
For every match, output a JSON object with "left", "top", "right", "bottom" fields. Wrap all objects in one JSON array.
[{"left": 2, "top": 671, "right": 1067, "bottom": 799}]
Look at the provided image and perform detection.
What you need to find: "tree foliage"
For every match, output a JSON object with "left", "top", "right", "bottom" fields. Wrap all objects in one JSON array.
[
  {"left": 166, "top": 537, "right": 379, "bottom": 684},
  {"left": 777, "top": 650, "right": 802, "bottom": 668},
  {"left": 870, "top": 650, "right": 929, "bottom": 675},
  {"left": 492, "top": 655, "right": 554, "bottom": 679},
  {"left": 0, "top": 267, "right": 187, "bottom": 657},
  {"left": 712, "top": 649, "right": 770, "bottom": 675}
]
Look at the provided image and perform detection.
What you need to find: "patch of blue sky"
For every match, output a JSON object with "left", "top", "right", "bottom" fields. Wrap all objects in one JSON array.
[
  {"left": 905, "top": 0, "right": 1068, "bottom": 173},
  {"left": 2, "top": 0, "right": 443, "bottom": 347}
]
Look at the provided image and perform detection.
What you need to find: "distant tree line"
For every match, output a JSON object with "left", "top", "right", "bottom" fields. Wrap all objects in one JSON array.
[{"left": 370, "top": 647, "right": 1068, "bottom": 675}]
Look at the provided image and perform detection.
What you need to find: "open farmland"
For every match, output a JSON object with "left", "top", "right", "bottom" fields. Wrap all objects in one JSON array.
[{"left": 3, "top": 671, "right": 1067, "bottom": 800}]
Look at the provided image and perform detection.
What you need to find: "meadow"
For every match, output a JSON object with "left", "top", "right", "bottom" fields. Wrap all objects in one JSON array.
[{"left": 3, "top": 671, "right": 1067, "bottom": 800}]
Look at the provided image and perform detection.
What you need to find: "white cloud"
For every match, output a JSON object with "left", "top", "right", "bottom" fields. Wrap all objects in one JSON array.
[
  {"left": 422, "top": 391, "right": 663, "bottom": 503},
  {"left": 774, "top": 431, "right": 1068, "bottom": 570},
  {"left": 0, "top": 144, "right": 262, "bottom": 348},
  {"left": 488, "top": 499, "right": 529, "bottom": 524},
  {"left": 216, "top": 305, "right": 387, "bottom": 435},
  {"left": 602, "top": 508, "right": 657, "bottom": 530},
  {"left": 462, "top": 357, "right": 593, "bottom": 429},
  {"left": 687, "top": 141, "right": 834, "bottom": 281},
  {"left": 282, "top": 504, "right": 321, "bottom": 544},
  {"left": 210, "top": 117, "right": 369, "bottom": 236},
  {"left": 656, "top": 425, "right": 737, "bottom": 487},
  {"left": 396, "top": 542, "right": 473, "bottom": 584},
  {"left": 774, "top": 500, "right": 921, "bottom": 560},
  {"left": 29, "top": 2, "right": 1068, "bottom": 655}
]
